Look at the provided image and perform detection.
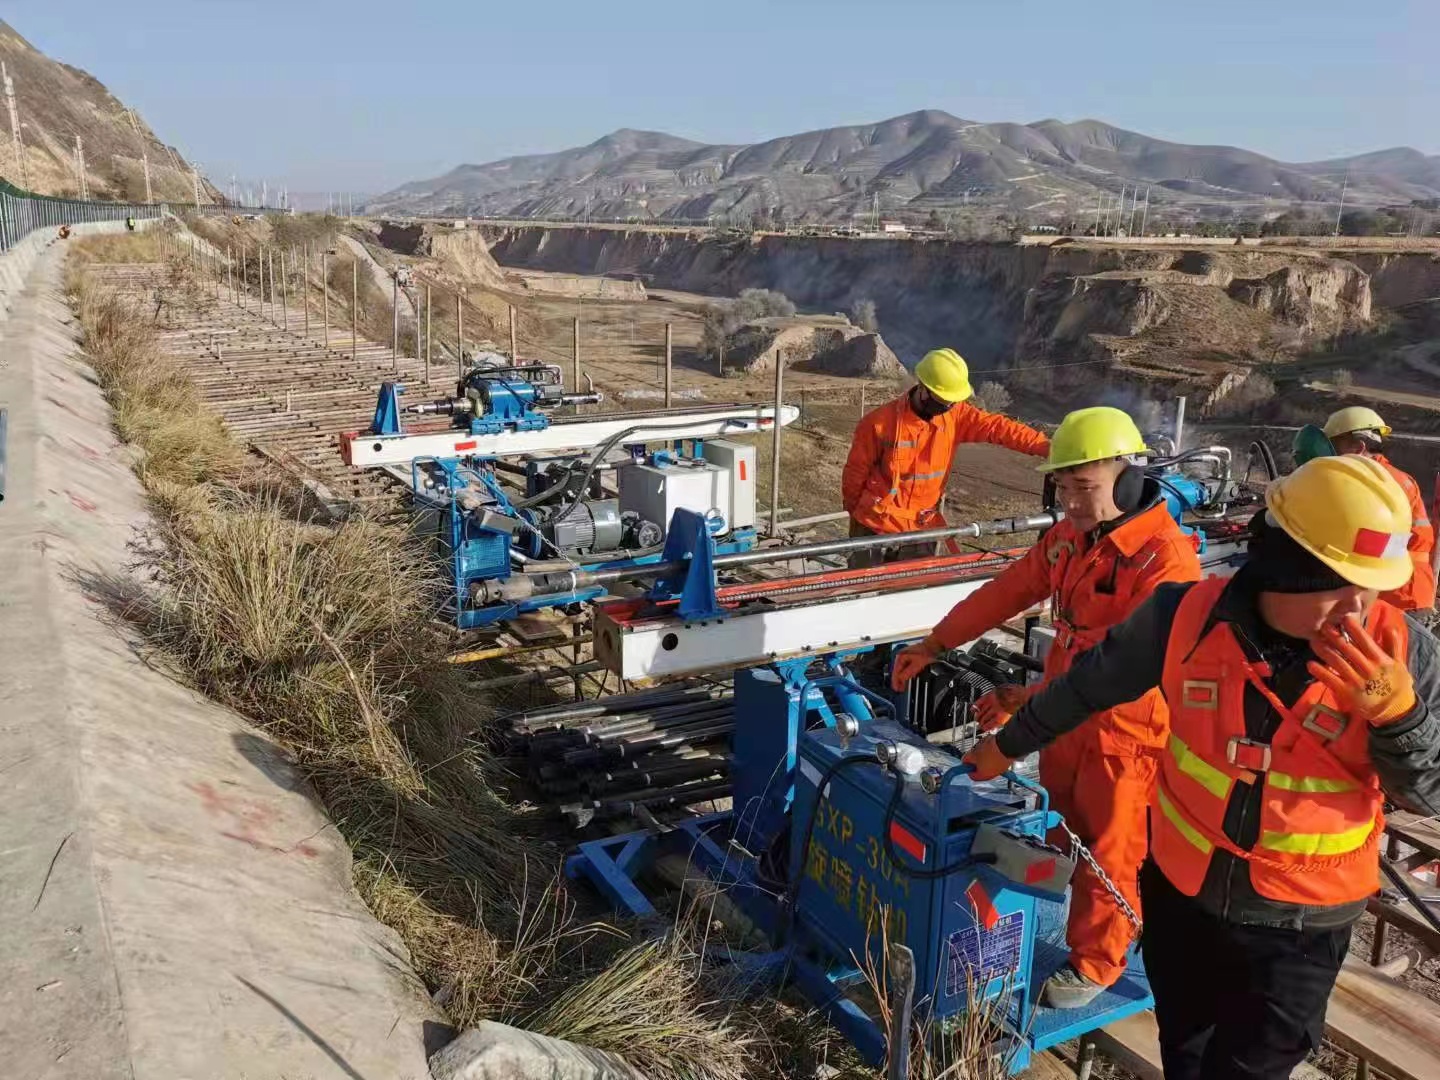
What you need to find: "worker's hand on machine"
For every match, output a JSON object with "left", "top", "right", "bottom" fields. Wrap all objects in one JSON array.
[
  {"left": 891, "top": 635, "right": 944, "bottom": 691},
  {"left": 962, "top": 735, "right": 1015, "bottom": 782},
  {"left": 1307, "top": 614, "right": 1416, "bottom": 727},
  {"left": 974, "top": 684, "right": 1033, "bottom": 732}
]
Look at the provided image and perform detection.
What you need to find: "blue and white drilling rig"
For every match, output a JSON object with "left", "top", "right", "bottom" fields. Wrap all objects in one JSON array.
[{"left": 341, "top": 359, "right": 797, "bottom": 628}]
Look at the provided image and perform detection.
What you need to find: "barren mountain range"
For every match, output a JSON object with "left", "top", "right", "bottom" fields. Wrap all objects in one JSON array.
[
  {"left": 0, "top": 19, "right": 216, "bottom": 203},
  {"left": 366, "top": 110, "right": 1440, "bottom": 226}
]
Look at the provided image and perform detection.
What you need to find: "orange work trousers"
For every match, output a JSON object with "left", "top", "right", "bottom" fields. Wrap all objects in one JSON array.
[{"left": 1038, "top": 728, "right": 1157, "bottom": 988}]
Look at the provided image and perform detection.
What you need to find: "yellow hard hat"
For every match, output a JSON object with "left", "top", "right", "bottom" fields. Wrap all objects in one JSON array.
[
  {"left": 1266, "top": 456, "right": 1413, "bottom": 591},
  {"left": 1038, "top": 406, "right": 1150, "bottom": 473},
  {"left": 1323, "top": 406, "right": 1391, "bottom": 439},
  {"left": 914, "top": 348, "right": 972, "bottom": 403}
]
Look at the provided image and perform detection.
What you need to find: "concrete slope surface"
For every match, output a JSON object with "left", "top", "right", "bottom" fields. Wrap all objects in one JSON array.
[{"left": 0, "top": 236, "right": 435, "bottom": 1078}]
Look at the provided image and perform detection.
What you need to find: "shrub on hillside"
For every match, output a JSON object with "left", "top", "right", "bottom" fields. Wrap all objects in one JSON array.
[
  {"left": 850, "top": 297, "right": 879, "bottom": 333},
  {"left": 701, "top": 288, "right": 796, "bottom": 356},
  {"left": 1213, "top": 372, "right": 1277, "bottom": 419},
  {"left": 972, "top": 381, "right": 1012, "bottom": 413}
]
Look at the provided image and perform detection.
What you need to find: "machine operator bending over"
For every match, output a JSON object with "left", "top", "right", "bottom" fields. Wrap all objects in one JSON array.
[
  {"left": 963, "top": 455, "right": 1440, "bottom": 1080},
  {"left": 842, "top": 348, "right": 1049, "bottom": 565},
  {"left": 892, "top": 407, "right": 1202, "bottom": 1009}
]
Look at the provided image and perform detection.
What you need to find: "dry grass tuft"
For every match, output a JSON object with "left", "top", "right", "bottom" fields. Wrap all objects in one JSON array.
[
  {"left": 76, "top": 288, "right": 243, "bottom": 487},
  {"left": 522, "top": 935, "right": 756, "bottom": 1080},
  {"left": 70, "top": 230, "right": 171, "bottom": 264}
]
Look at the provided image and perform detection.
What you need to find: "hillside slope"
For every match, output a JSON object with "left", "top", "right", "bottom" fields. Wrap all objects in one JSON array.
[
  {"left": 0, "top": 19, "right": 216, "bottom": 202},
  {"left": 368, "top": 110, "right": 1440, "bottom": 225}
]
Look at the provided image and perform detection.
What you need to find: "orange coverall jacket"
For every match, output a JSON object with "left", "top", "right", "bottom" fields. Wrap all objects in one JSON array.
[
  {"left": 842, "top": 395, "right": 1049, "bottom": 534},
  {"left": 1375, "top": 454, "right": 1435, "bottom": 611},
  {"left": 931, "top": 496, "right": 1202, "bottom": 986}
]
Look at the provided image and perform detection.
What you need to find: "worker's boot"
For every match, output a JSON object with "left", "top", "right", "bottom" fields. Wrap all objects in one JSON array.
[{"left": 1040, "top": 964, "right": 1104, "bottom": 1009}]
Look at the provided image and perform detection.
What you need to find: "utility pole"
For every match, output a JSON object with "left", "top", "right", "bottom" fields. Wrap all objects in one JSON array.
[
  {"left": 2, "top": 62, "right": 27, "bottom": 189},
  {"left": 1334, "top": 174, "right": 1349, "bottom": 237},
  {"left": 321, "top": 249, "right": 330, "bottom": 349},
  {"left": 73, "top": 135, "right": 88, "bottom": 199},
  {"left": 508, "top": 303, "right": 518, "bottom": 360},
  {"left": 261, "top": 180, "right": 268, "bottom": 208},
  {"left": 191, "top": 162, "right": 202, "bottom": 207},
  {"left": 572, "top": 316, "right": 580, "bottom": 395},
  {"left": 424, "top": 284, "right": 432, "bottom": 384},
  {"left": 1139, "top": 186, "right": 1151, "bottom": 238},
  {"left": 456, "top": 290, "right": 465, "bottom": 377},
  {"left": 769, "top": 351, "right": 784, "bottom": 538},
  {"left": 391, "top": 273, "right": 399, "bottom": 369},
  {"left": 125, "top": 109, "right": 152, "bottom": 203},
  {"left": 351, "top": 261, "right": 359, "bottom": 362}
]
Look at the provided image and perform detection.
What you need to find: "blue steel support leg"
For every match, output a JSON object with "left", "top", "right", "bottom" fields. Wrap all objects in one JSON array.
[{"left": 564, "top": 833, "right": 658, "bottom": 918}]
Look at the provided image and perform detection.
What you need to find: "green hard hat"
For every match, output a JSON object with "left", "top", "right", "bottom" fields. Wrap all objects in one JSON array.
[{"left": 1292, "top": 424, "right": 1336, "bottom": 467}]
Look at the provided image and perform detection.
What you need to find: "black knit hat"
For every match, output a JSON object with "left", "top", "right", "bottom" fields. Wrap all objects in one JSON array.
[{"left": 1245, "top": 509, "right": 1352, "bottom": 594}]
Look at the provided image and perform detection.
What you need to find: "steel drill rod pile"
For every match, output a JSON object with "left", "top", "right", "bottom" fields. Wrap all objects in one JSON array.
[{"left": 503, "top": 683, "right": 735, "bottom": 825}]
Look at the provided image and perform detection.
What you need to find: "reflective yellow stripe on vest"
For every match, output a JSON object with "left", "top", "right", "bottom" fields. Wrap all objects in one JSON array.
[
  {"left": 1158, "top": 787, "right": 1213, "bottom": 853},
  {"left": 1260, "top": 819, "right": 1375, "bottom": 857},
  {"left": 1168, "top": 734, "right": 1232, "bottom": 800},
  {"left": 901, "top": 470, "right": 946, "bottom": 482},
  {"left": 1267, "top": 772, "right": 1359, "bottom": 794}
]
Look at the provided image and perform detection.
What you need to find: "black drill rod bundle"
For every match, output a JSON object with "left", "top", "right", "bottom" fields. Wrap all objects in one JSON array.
[{"left": 505, "top": 678, "right": 739, "bottom": 825}]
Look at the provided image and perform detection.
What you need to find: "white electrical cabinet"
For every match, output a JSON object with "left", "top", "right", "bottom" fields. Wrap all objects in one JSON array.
[
  {"left": 700, "top": 439, "right": 757, "bottom": 530},
  {"left": 619, "top": 458, "right": 734, "bottom": 539}
]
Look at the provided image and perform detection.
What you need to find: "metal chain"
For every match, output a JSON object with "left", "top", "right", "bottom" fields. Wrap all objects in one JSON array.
[{"left": 1059, "top": 819, "right": 1144, "bottom": 937}]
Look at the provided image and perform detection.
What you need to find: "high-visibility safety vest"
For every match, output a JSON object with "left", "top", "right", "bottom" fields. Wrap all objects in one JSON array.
[{"left": 1152, "top": 576, "right": 1399, "bottom": 906}]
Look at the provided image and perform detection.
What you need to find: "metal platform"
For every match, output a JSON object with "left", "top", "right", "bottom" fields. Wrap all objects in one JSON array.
[{"left": 1027, "top": 941, "right": 1153, "bottom": 1051}]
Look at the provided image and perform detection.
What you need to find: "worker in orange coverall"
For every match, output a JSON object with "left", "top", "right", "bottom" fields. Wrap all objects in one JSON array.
[
  {"left": 842, "top": 348, "right": 1049, "bottom": 566},
  {"left": 892, "top": 406, "right": 1201, "bottom": 1008}
]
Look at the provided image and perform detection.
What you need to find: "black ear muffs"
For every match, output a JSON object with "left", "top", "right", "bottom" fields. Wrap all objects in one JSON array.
[{"left": 1113, "top": 463, "right": 1146, "bottom": 513}]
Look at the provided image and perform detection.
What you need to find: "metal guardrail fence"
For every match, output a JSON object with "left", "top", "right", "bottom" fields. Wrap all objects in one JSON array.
[
  {"left": 0, "top": 179, "right": 163, "bottom": 252},
  {"left": 0, "top": 178, "right": 277, "bottom": 253}
]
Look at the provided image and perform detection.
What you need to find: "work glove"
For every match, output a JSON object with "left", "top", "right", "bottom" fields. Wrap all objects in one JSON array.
[
  {"left": 962, "top": 735, "right": 1015, "bottom": 782},
  {"left": 891, "top": 634, "right": 944, "bottom": 692},
  {"left": 974, "top": 684, "right": 1033, "bottom": 733},
  {"left": 1307, "top": 614, "right": 1417, "bottom": 728}
]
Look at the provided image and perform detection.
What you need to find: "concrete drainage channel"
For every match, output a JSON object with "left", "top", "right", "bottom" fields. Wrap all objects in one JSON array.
[{"left": 0, "top": 224, "right": 631, "bottom": 1079}]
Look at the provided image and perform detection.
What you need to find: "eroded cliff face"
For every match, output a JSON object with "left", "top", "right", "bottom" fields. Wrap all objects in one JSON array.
[{"left": 482, "top": 228, "right": 1399, "bottom": 385}]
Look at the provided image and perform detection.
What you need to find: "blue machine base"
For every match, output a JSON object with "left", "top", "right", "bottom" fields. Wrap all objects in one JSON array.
[
  {"left": 1028, "top": 940, "right": 1153, "bottom": 1051},
  {"left": 462, "top": 530, "right": 759, "bottom": 629},
  {"left": 565, "top": 810, "right": 1154, "bottom": 1074}
]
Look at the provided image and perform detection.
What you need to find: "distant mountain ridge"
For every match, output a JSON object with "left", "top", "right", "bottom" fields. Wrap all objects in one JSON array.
[{"left": 366, "top": 110, "right": 1440, "bottom": 224}]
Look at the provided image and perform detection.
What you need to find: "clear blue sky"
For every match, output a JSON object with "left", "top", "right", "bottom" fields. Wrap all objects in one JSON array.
[{"left": 8, "top": 0, "right": 1435, "bottom": 198}]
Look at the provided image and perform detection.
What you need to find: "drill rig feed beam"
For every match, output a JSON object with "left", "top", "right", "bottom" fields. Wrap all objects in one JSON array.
[
  {"left": 596, "top": 549, "right": 1023, "bottom": 680},
  {"left": 343, "top": 401, "right": 800, "bottom": 467}
]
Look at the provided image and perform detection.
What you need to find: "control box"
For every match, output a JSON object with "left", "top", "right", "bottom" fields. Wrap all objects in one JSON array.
[
  {"left": 619, "top": 457, "right": 734, "bottom": 540},
  {"left": 700, "top": 439, "right": 757, "bottom": 530}
]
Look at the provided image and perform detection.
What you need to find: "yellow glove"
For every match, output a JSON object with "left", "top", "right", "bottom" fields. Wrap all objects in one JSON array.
[
  {"left": 891, "top": 634, "right": 943, "bottom": 692},
  {"left": 974, "top": 684, "right": 1033, "bottom": 733},
  {"left": 962, "top": 735, "right": 1015, "bottom": 782},
  {"left": 1307, "top": 614, "right": 1416, "bottom": 728}
]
